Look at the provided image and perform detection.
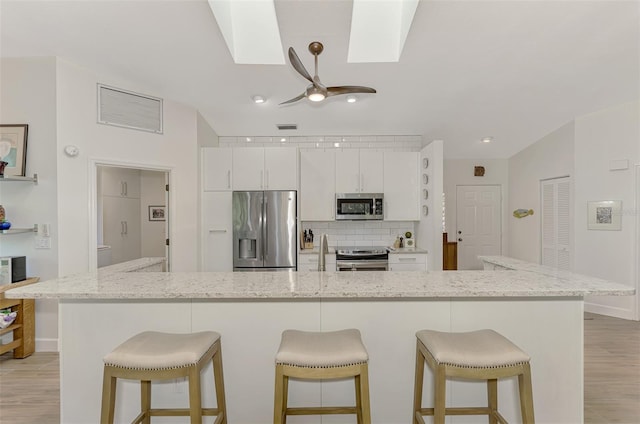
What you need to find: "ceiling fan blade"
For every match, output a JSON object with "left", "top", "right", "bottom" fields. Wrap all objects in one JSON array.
[
  {"left": 288, "top": 47, "right": 313, "bottom": 83},
  {"left": 327, "top": 86, "right": 377, "bottom": 97},
  {"left": 279, "top": 92, "right": 306, "bottom": 105}
]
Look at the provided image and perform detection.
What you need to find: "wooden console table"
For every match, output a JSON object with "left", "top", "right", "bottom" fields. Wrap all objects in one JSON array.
[{"left": 0, "top": 277, "right": 38, "bottom": 358}]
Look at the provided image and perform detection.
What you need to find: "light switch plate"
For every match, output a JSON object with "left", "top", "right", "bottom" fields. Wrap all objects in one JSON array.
[{"left": 35, "top": 237, "right": 51, "bottom": 249}]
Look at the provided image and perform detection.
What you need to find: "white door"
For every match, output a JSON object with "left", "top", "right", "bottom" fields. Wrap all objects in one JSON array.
[
  {"left": 541, "top": 177, "right": 571, "bottom": 270},
  {"left": 456, "top": 185, "right": 501, "bottom": 270},
  {"left": 202, "top": 191, "right": 233, "bottom": 271},
  {"left": 232, "top": 147, "right": 264, "bottom": 190}
]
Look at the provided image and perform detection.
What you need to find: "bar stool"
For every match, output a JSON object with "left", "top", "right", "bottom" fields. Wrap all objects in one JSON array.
[
  {"left": 274, "top": 328, "right": 371, "bottom": 424},
  {"left": 100, "top": 331, "right": 227, "bottom": 424},
  {"left": 413, "top": 329, "right": 534, "bottom": 424}
]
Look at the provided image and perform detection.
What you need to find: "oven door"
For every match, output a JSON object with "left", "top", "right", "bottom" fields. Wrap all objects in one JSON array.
[{"left": 336, "top": 260, "right": 388, "bottom": 271}]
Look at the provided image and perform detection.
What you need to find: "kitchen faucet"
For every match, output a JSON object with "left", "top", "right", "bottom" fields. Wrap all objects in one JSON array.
[{"left": 318, "top": 234, "right": 328, "bottom": 271}]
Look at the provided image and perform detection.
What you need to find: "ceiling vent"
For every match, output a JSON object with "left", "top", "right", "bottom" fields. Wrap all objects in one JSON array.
[
  {"left": 277, "top": 124, "right": 298, "bottom": 130},
  {"left": 98, "top": 84, "right": 163, "bottom": 134}
]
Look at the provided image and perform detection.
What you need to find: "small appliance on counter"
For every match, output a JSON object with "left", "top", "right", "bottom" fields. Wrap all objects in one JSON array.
[{"left": 0, "top": 256, "right": 27, "bottom": 285}]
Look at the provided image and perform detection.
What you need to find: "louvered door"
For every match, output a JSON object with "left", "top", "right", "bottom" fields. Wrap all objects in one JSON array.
[{"left": 541, "top": 177, "right": 571, "bottom": 270}]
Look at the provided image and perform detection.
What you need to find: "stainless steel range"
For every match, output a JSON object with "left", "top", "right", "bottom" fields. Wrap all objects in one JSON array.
[{"left": 336, "top": 246, "right": 389, "bottom": 271}]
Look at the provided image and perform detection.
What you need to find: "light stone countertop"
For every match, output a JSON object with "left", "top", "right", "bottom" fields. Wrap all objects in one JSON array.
[{"left": 6, "top": 257, "right": 634, "bottom": 300}]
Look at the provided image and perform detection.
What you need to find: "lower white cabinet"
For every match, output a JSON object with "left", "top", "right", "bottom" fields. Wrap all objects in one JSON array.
[
  {"left": 298, "top": 253, "right": 336, "bottom": 271},
  {"left": 202, "top": 191, "right": 232, "bottom": 271},
  {"left": 388, "top": 253, "right": 427, "bottom": 271}
]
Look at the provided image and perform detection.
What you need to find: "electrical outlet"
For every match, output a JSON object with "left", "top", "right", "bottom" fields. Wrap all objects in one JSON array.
[{"left": 35, "top": 237, "right": 51, "bottom": 249}]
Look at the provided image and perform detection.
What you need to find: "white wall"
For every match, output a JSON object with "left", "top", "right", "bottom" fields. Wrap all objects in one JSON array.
[
  {"left": 0, "top": 57, "right": 60, "bottom": 351},
  {"left": 416, "top": 140, "right": 444, "bottom": 271},
  {"left": 56, "top": 58, "right": 200, "bottom": 274},
  {"left": 444, "top": 158, "right": 509, "bottom": 254},
  {"left": 574, "top": 101, "right": 639, "bottom": 320},
  {"left": 140, "top": 170, "right": 167, "bottom": 258},
  {"left": 507, "top": 122, "right": 575, "bottom": 263}
]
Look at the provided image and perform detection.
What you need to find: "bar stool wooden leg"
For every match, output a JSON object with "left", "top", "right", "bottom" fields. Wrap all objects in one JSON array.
[
  {"left": 433, "top": 365, "right": 446, "bottom": 424},
  {"left": 100, "top": 367, "right": 116, "bottom": 424},
  {"left": 273, "top": 365, "right": 286, "bottom": 424},
  {"left": 487, "top": 378, "right": 498, "bottom": 424},
  {"left": 358, "top": 364, "right": 372, "bottom": 424},
  {"left": 188, "top": 365, "right": 202, "bottom": 424},
  {"left": 519, "top": 363, "right": 535, "bottom": 424},
  {"left": 413, "top": 342, "right": 425, "bottom": 424},
  {"left": 141, "top": 380, "right": 151, "bottom": 424},
  {"left": 212, "top": 345, "right": 228, "bottom": 424},
  {"left": 355, "top": 374, "right": 363, "bottom": 424}
]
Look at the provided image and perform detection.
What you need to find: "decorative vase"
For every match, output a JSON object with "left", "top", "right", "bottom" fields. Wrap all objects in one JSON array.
[{"left": 0, "top": 204, "right": 4, "bottom": 221}]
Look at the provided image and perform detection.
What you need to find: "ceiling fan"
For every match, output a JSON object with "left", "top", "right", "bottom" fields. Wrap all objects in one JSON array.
[{"left": 280, "top": 41, "right": 376, "bottom": 105}]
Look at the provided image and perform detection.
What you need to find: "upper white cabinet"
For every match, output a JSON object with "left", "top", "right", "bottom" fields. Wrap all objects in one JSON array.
[
  {"left": 335, "top": 149, "right": 383, "bottom": 193},
  {"left": 100, "top": 166, "right": 141, "bottom": 198},
  {"left": 300, "top": 149, "right": 335, "bottom": 221},
  {"left": 383, "top": 152, "right": 420, "bottom": 220},
  {"left": 202, "top": 147, "right": 232, "bottom": 191},
  {"left": 232, "top": 147, "right": 297, "bottom": 190}
]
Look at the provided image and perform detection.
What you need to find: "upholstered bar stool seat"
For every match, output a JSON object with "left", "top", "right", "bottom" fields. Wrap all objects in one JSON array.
[
  {"left": 413, "top": 329, "right": 535, "bottom": 424},
  {"left": 274, "top": 328, "right": 371, "bottom": 424},
  {"left": 100, "top": 331, "right": 227, "bottom": 424}
]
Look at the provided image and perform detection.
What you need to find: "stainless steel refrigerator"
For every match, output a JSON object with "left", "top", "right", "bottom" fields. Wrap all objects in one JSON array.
[{"left": 232, "top": 191, "right": 297, "bottom": 271}]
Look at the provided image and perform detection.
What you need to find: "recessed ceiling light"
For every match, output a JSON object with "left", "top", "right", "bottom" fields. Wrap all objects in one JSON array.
[
  {"left": 246, "top": 137, "right": 252, "bottom": 142},
  {"left": 280, "top": 137, "right": 286, "bottom": 142},
  {"left": 346, "top": 95, "right": 357, "bottom": 103},
  {"left": 252, "top": 95, "right": 265, "bottom": 104},
  {"left": 482, "top": 137, "right": 493, "bottom": 143}
]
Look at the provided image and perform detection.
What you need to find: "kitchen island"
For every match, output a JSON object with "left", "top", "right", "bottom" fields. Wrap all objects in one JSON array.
[{"left": 7, "top": 259, "right": 633, "bottom": 424}]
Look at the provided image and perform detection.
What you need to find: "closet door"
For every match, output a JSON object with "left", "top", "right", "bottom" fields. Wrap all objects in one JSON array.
[{"left": 541, "top": 177, "right": 571, "bottom": 270}]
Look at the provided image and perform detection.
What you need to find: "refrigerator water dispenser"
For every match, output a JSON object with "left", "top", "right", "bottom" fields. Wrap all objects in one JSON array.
[{"left": 239, "top": 239, "right": 257, "bottom": 259}]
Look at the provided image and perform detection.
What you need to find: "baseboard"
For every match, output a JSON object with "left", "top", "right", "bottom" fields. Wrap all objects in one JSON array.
[
  {"left": 36, "top": 338, "right": 59, "bottom": 352},
  {"left": 585, "top": 301, "right": 635, "bottom": 321}
]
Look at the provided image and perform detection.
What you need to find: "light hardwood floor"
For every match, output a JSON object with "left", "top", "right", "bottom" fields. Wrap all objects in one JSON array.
[{"left": 0, "top": 312, "right": 638, "bottom": 423}]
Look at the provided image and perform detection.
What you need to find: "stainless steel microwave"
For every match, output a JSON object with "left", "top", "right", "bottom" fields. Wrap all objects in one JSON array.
[{"left": 335, "top": 193, "right": 384, "bottom": 220}]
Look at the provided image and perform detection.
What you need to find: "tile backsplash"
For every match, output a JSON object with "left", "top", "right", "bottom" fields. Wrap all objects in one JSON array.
[{"left": 302, "top": 221, "right": 416, "bottom": 248}]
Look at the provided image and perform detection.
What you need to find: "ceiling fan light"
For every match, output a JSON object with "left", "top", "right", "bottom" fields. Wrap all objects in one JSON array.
[
  {"left": 346, "top": 95, "right": 357, "bottom": 103},
  {"left": 308, "top": 92, "right": 325, "bottom": 102},
  {"left": 252, "top": 95, "right": 266, "bottom": 104}
]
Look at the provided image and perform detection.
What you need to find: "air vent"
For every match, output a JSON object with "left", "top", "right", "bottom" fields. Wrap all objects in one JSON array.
[
  {"left": 98, "top": 84, "right": 163, "bottom": 134},
  {"left": 277, "top": 124, "right": 298, "bottom": 130}
]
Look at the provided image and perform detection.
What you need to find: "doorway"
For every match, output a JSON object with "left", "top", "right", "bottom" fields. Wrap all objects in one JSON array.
[
  {"left": 456, "top": 185, "right": 502, "bottom": 270},
  {"left": 93, "top": 163, "right": 169, "bottom": 269}
]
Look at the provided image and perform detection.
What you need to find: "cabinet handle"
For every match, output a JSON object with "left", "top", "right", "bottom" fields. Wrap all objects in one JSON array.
[
  {"left": 120, "top": 221, "right": 125, "bottom": 235},
  {"left": 360, "top": 173, "right": 364, "bottom": 192},
  {"left": 260, "top": 170, "right": 264, "bottom": 189},
  {"left": 355, "top": 173, "right": 359, "bottom": 192},
  {"left": 124, "top": 221, "right": 128, "bottom": 235},
  {"left": 265, "top": 170, "right": 269, "bottom": 189},
  {"left": 120, "top": 182, "right": 125, "bottom": 196},
  {"left": 124, "top": 182, "right": 128, "bottom": 196},
  {"left": 227, "top": 170, "right": 231, "bottom": 189},
  {"left": 209, "top": 229, "right": 227, "bottom": 233},
  {"left": 399, "top": 257, "right": 416, "bottom": 262}
]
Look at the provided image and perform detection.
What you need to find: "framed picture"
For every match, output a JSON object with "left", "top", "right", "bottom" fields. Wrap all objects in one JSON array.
[
  {"left": 587, "top": 200, "right": 621, "bottom": 230},
  {"left": 148, "top": 205, "right": 166, "bottom": 221},
  {"left": 0, "top": 124, "right": 28, "bottom": 177}
]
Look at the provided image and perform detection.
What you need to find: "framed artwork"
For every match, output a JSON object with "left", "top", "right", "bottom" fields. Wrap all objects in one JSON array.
[
  {"left": 0, "top": 124, "right": 28, "bottom": 177},
  {"left": 148, "top": 205, "right": 166, "bottom": 221},
  {"left": 587, "top": 200, "right": 621, "bottom": 230}
]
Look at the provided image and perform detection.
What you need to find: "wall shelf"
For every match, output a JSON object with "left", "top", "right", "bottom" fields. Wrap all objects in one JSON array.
[
  {"left": 0, "top": 226, "right": 37, "bottom": 235},
  {"left": 0, "top": 173, "right": 38, "bottom": 184}
]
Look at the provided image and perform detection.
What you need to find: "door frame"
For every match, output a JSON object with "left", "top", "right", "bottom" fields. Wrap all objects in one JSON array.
[
  {"left": 636, "top": 165, "right": 640, "bottom": 320},
  {"left": 88, "top": 159, "right": 172, "bottom": 271}
]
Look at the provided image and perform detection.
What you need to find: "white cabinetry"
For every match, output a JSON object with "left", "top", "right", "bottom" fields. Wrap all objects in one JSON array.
[
  {"left": 202, "top": 148, "right": 232, "bottom": 191},
  {"left": 388, "top": 253, "right": 427, "bottom": 271},
  {"left": 383, "top": 152, "right": 419, "bottom": 220},
  {"left": 201, "top": 192, "right": 233, "bottom": 271},
  {"left": 335, "top": 149, "right": 383, "bottom": 193},
  {"left": 100, "top": 167, "right": 142, "bottom": 265},
  {"left": 298, "top": 253, "right": 336, "bottom": 271},
  {"left": 100, "top": 166, "right": 141, "bottom": 198},
  {"left": 300, "top": 149, "right": 335, "bottom": 221},
  {"left": 232, "top": 147, "right": 297, "bottom": 190}
]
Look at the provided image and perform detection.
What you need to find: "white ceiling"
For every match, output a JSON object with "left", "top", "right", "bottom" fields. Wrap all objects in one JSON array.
[{"left": 1, "top": 0, "right": 638, "bottom": 158}]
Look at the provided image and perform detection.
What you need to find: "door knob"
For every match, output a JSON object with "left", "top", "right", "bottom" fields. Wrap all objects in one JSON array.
[
  {"left": 458, "top": 230, "right": 462, "bottom": 234},
  {"left": 458, "top": 238, "right": 462, "bottom": 242}
]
